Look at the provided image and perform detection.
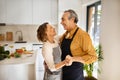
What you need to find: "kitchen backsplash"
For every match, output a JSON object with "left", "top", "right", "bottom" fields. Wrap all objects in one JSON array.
[{"left": 0, "top": 24, "right": 58, "bottom": 43}]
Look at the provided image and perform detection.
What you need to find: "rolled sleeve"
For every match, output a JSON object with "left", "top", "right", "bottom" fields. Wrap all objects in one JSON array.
[{"left": 81, "top": 34, "right": 97, "bottom": 64}]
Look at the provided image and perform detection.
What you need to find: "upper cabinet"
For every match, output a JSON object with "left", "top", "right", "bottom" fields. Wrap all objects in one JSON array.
[
  {"left": 6, "top": 0, "right": 32, "bottom": 24},
  {"left": 0, "top": 0, "right": 58, "bottom": 24},
  {"left": 0, "top": 0, "right": 6, "bottom": 23},
  {"left": 33, "top": 0, "right": 58, "bottom": 24}
]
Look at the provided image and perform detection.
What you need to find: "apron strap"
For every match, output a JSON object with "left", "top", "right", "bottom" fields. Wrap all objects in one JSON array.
[{"left": 71, "top": 27, "right": 79, "bottom": 40}]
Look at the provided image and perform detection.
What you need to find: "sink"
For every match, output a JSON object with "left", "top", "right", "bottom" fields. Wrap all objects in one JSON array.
[{"left": 15, "top": 41, "right": 27, "bottom": 43}]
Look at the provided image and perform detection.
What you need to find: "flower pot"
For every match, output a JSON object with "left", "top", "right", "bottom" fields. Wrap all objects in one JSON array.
[{"left": 84, "top": 76, "right": 97, "bottom": 80}]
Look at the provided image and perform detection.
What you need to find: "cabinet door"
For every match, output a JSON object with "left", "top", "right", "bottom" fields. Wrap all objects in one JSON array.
[
  {"left": 33, "top": 0, "right": 58, "bottom": 24},
  {"left": 0, "top": 0, "right": 6, "bottom": 23},
  {"left": 33, "top": 0, "right": 51, "bottom": 24},
  {"left": 6, "top": 0, "right": 32, "bottom": 24},
  {"left": 51, "top": 0, "right": 58, "bottom": 24},
  {"left": 0, "top": 0, "right": 57, "bottom": 24}
]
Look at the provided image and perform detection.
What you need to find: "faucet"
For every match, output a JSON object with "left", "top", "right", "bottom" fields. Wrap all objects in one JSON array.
[{"left": 16, "top": 31, "right": 23, "bottom": 41}]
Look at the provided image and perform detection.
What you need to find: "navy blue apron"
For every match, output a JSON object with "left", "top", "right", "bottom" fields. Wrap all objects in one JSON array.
[{"left": 61, "top": 28, "right": 84, "bottom": 80}]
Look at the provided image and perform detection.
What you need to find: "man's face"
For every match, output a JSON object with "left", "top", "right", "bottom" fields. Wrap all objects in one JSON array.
[{"left": 61, "top": 12, "right": 74, "bottom": 31}]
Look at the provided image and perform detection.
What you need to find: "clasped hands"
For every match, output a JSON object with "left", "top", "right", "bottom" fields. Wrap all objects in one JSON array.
[{"left": 64, "top": 55, "right": 73, "bottom": 66}]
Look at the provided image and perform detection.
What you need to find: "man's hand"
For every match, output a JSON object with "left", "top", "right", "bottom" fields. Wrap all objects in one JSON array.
[{"left": 65, "top": 55, "right": 73, "bottom": 66}]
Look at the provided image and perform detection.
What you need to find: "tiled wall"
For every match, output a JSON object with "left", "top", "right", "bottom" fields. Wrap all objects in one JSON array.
[
  {"left": 0, "top": 25, "right": 39, "bottom": 42},
  {"left": 0, "top": 24, "right": 58, "bottom": 43}
]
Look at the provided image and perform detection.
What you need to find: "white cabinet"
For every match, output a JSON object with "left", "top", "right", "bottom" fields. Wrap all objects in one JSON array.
[
  {"left": 0, "top": 0, "right": 58, "bottom": 24},
  {"left": 0, "top": 0, "right": 6, "bottom": 23},
  {"left": 33, "top": 0, "right": 58, "bottom": 24},
  {"left": 0, "top": 64, "right": 36, "bottom": 80},
  {"left": 6, "top": 0, "right": 32, "bottom": 24},
  {"left": 32, "top": 44, "right": 44, "bottom": 80},
  {"left": 33, "top": 0, "right": 51, "bottom": 24},
  {"left": 51, "top": 0, "right": 58, "bottom": 24}
]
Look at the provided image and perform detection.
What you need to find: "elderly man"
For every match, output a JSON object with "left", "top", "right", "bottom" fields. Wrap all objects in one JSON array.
[{"left": 60, "top": 9, "right": 97, "bottom": 80}]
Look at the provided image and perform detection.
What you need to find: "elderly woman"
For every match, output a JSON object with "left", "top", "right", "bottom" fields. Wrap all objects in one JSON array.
[{"left": 37, "top": 22, "right": 66, "bottom": 80}]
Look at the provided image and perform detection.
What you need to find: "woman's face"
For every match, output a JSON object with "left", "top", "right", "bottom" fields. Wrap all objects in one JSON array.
[{"left": 46, "top": 24, "right": 56, "bottom": 37}]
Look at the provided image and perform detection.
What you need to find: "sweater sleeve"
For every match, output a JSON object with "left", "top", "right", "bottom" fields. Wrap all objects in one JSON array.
[
  {"left": 80, "top": 34, "right": 97, "bottom": 64},
  {"left": 42, "top": 43, "right": 56, "bottom": 71}
]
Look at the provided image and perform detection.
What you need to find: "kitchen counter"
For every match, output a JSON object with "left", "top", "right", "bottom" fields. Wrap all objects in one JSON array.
[
  {"left": 0, "top": 51, "right": 36, "bottom": 65},
  {"left": 0, "top": 41, "right": 43, "bottom": 52},
  {"left": 0, "top": 51, "right": 38, "bottom": 80}
]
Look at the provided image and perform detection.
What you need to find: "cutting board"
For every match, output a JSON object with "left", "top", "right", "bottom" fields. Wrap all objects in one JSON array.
[
  {"left": 0, "top": 34, "right": 5, "bottom": 41},
  {"left": 6, "top": 32, "right": 13, "bottom": 41}
]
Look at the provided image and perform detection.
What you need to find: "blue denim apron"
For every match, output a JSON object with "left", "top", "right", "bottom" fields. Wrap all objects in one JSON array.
[{"left": 61, "top": 28, "right": 84, "bottom": 80}]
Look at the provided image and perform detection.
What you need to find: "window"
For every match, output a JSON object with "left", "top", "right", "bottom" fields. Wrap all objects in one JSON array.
[
  {"left": 86, "top": 1, "right": 101, "bottom": 78},
  {"left": 87, "top": 1, "right": 101, "bottom": 47}
]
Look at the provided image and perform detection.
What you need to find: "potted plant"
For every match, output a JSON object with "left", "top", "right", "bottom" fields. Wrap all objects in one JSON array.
[{"left": 84, "top": 44, "right": 103, "bottom": 80}]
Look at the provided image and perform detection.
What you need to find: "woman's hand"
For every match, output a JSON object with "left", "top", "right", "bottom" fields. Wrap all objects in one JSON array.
[{"left": 65, "top": 55, "right": 73, "bottom": 66}]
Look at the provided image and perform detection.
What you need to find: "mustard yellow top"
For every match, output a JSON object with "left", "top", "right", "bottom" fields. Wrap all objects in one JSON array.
[{"left": 60, "top": 26, "right": 97, "bottom": 64}]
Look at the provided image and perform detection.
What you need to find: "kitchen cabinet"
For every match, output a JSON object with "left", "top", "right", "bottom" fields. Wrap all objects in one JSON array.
[
  {"left": 33, "top": 0, "right": 51, "bottom": 24},
  {"left": 32, "top": 0, "right": 58, "bottom": 24},
  {"left": 0, "top": 51, "right": 36, "bottom": 80},
  {"left": 0, "top": 0, "right": 58, "bottom": 24},
  {"left": 6, "top": 0, "right": 32, "bottom": 24},
  {"left": 0, "top": 45, "right": 44, "bottom": 80},
  {"left": 0, "top": 64, "right": 35, "bottom": 80},
  {"left": 0, "top": 0, "right": 6, "bottom": 23},
  {"left": 0, "top": 0, "right": 32, "bottom": 24},
  {"left": 33, "top": 0, "right": 58, "bottom": 24},
  {"left": 32, "top": 44, "right": 44, "bottom": 80}
]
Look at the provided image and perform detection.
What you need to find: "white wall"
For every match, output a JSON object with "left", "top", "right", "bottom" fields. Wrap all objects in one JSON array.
[
  {"left": 0, "top": 25, "right": 39, "bottom": 43},
  {"left": 58, "top": 0, "right": 82, "bottom": 35},
  {"left": 99, "top": 0, "right": 120, "bottom": 80},
  {"left": 0, "top": 24, "right": 58, "bottom": 43}
]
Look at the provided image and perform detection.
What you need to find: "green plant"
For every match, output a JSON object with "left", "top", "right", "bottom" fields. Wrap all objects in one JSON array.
[
  {"left": 14, "top": 52, "right": 21, "bottom": 58},
  {"left": 0, "top": 46, "right": 10, "bottom": 60},
  {"left": 84, "top": 44, "right": 103, "bottom": 79}
]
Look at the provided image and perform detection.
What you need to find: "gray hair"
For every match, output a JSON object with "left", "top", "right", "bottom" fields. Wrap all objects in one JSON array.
[{"left": 64, "top": 9, "right": 78, "bottom": 23}]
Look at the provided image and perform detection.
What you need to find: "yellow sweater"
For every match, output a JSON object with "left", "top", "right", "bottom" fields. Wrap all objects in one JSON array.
[{"left": 60, "top": 26, "right": 97, "bottom": 64}]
